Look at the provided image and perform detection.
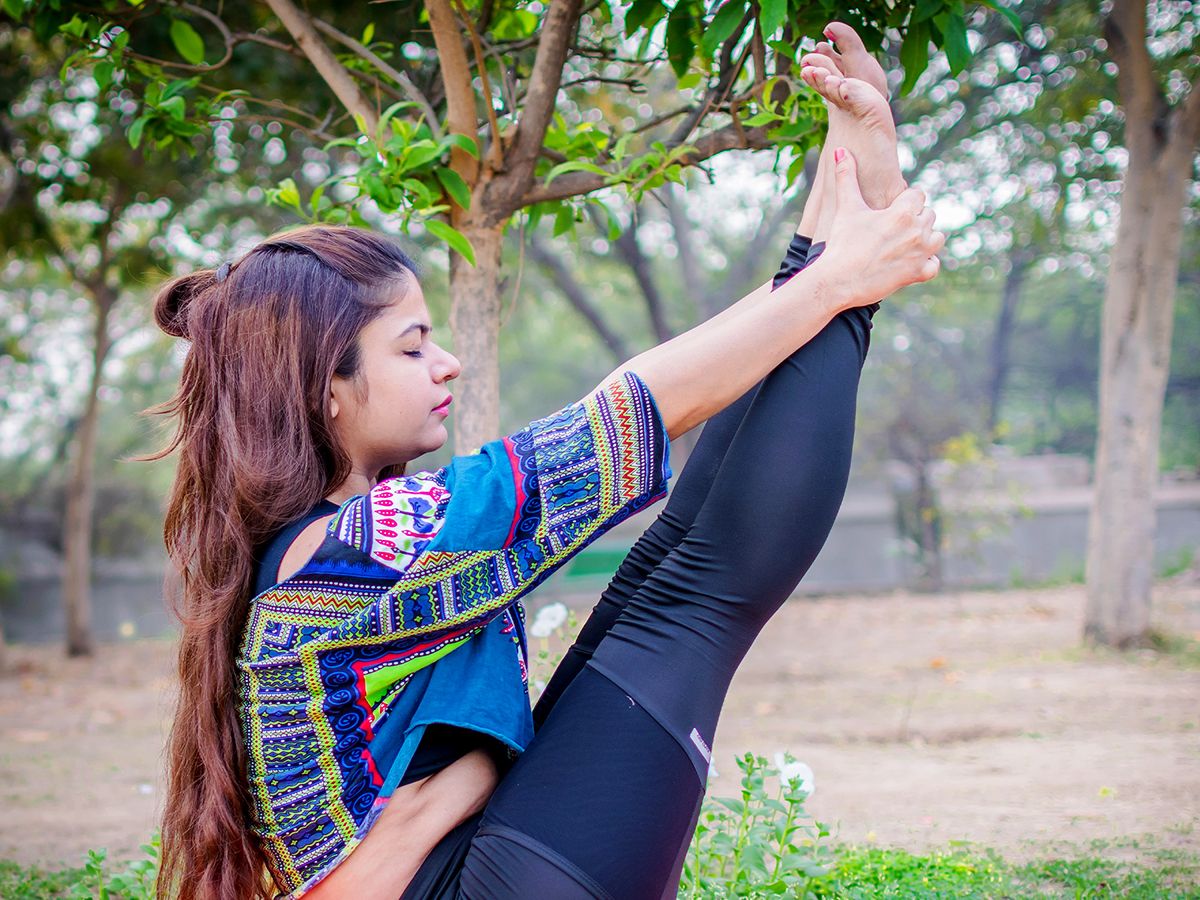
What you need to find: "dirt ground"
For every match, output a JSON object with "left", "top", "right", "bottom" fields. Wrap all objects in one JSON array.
[{"left": 2, "top": 580, "right": 1198, "bottom": 872}]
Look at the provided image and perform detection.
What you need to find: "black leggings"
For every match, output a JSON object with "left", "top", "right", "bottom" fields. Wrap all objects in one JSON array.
[{"left": 401, "top": 237, "right": 873, "bottom": 899}]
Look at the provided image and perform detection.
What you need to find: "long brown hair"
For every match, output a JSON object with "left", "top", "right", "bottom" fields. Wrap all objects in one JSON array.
[{"left": 146, "top": 225, "right": 418, "bottom": 899}]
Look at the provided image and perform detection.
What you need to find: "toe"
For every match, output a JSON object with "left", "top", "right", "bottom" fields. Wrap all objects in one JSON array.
[
  {"left": 814, "top": 40, "right": 843, "bottom": 63},
  {"left": 823, "top": 21, "right": 868, "bottom": 57},
  {"left": 799, "top": 52, "right": 843, "bottom": 77}
]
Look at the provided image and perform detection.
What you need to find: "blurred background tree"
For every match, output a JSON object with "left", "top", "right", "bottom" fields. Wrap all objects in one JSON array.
[{"left": 0, "top": 0, "right": 1195, "bottom": 660}]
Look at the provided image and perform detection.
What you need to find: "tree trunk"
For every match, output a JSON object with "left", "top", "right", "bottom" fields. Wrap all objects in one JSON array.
[
  {"left": 986, "top": 248, "right": 1031, "bottom": 435},
  {"left": 62, "top": 290, "right": 114, "bottom": 657},
  {"left": 448, "top": 223, "right": 504, "bottom": 454},
  {"left": 1084, "top": 140, "right": 1191, "bottom": 648}
]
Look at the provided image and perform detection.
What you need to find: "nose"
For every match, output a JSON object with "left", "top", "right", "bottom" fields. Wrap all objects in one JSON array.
[{"left": 434, "top": 344, "right": 462, "bottom": 382}]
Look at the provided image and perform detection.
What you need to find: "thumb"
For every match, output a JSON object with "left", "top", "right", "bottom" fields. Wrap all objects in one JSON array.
[{"left": 833, "top": 147, "right": 866, "bottom": 212}]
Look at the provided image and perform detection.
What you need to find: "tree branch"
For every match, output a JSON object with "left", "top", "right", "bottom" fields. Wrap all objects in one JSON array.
[
  {"left": 1103, "top": 0, "right": 1166, "bottom": 152},
  {"left": 663, "top": 185, "right": 705, "bottom": 314},
  {"left": 1176, "top": 72, "right": 1200, "bottom": 150},
  {"left": 667, "top": 9, "right": 753, "bottom": 147},
  {"left": 262, "top": 0, "right": 379, "bottom": 135},
  {"left": 517, "top": 119, "right": 771, "bottom": 207},
  {"left": 492, "top": 0, "right": 584, "bottom": 211},
  {"left": 527, "top": 232, "right": 630, "bottom": 360},
  {"left": 312, "top": 18, "right": 443, "bottom": 141},
  {"left": 427, "top": 0, "right": 481, "bottom": 190},
  {"left": 602, "top": 208, "right": 673, "bottom": 342},
  {"left": 451, "top": 0, "right": 504, "bottom": 169}
]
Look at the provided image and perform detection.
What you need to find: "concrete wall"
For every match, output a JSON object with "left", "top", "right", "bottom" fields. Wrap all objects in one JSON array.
[{"left": 3, "top": 466, "right": 1198, "bottom": 643}]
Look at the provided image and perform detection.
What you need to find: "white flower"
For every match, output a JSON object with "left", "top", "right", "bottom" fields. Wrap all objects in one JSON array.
[
  {"left": 774, "top": 752, "right": 815, "bottom": 796},
  {"left": 529, "top": 601, "right": 569, "bottom": 637}
]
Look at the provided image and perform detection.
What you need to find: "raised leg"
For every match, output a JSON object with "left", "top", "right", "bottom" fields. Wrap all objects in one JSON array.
[
  {"left": 532, "top": 232, "right": 823, "bottom": 729},
  {"left": 467, "top": 296, "right": 873, "bottom": 899}
]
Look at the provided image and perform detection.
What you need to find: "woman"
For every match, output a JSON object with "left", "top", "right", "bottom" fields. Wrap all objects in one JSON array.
[{"left": 151, "top": 28, "right": 938, "bottom": 898}]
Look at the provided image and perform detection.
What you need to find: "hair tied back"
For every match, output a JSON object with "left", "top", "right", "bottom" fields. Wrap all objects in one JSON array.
[{"left": 215, "top": 261, "right": 232, "bottom": 283}]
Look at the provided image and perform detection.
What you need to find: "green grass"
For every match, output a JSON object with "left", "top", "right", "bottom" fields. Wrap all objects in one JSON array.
[
  {"left": 5, "top": 845, "right": 1194, "bottom": 899},
  {"left": 0, "top": 859, "right": 86, "bottom": 899},
  {"left": 815, "top": 845, "right": 1200, "bottom": 898}
]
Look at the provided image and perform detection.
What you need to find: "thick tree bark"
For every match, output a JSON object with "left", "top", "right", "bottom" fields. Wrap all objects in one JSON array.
[
  {"left": 448, "top": 223, "right": 504, "bottom": 453},
  {"left": 63, "top": 288, "right": 114, "bottom": 657},
  {"left": 1085, "top": 157, "right": 1191, "bottom": 646},
  {"left": 1085, "top": 0, "right": 1200, "bottom": 647}
]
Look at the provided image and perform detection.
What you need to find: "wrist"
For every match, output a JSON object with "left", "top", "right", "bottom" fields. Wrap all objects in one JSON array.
[{"left": 799, "top": 253, "right": 858, "bottom": 316}]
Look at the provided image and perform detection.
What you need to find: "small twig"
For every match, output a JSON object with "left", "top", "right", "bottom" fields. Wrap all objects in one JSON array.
[
  {"left": 560, "top": 75, "right": 647, "bottom": 93},
  {"left": 312, "top": 18, "right": 444, "bottom": 140},
  {"left": 451, "top": 0, "right": 504, "bottom": 168}
]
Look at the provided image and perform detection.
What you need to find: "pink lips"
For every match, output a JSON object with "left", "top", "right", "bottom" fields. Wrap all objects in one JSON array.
[{"left": 433, "top": 396, "right": 452, "bottom": 415}]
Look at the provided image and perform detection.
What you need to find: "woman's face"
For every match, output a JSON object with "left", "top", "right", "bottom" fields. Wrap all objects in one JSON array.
[{"left": 330, "top": 277, "right": 461, "bottom": 475}]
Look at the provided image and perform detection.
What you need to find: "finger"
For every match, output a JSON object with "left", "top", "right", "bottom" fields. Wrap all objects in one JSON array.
[
  {"left": 916, "top": 206, "right": 936, "bottom": 228},
  {"left": 918, "top": 256, "right": 942, "bottom": 282},
  {"left": 832, "top": 147, "right": 868, "bottom": 212},
  {"left": 927, "top": 230, "right": 947, "bottom": 255}
]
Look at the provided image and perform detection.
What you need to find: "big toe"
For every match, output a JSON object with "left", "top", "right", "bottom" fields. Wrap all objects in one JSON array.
[
  {"left": 824, "top": 21, "right": 889, "bottom": 96},
  {"left": 824, "top": 21, "right": 868, "bottom": 56}
]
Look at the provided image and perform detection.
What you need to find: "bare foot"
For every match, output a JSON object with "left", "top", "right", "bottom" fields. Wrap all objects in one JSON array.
[
  {"left": 814, "top": 21, "right": 890, "bottom": 99},
  {"left": 800, "top": 55, "right": 906, "bottom": 211}
]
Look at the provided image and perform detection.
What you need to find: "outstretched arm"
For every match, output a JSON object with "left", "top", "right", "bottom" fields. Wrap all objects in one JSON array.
[{"left": 602, "top": 149, "right": 942, "bottom": 440}]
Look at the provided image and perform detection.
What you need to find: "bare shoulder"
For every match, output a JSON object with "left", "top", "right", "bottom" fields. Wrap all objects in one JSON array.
[{"left": 276, "top": 514, "right": 337, "bottom": 583}]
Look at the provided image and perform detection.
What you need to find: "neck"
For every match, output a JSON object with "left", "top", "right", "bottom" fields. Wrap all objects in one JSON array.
[{"left": 326, "top": 468, "right": 376, "bottom": 504}]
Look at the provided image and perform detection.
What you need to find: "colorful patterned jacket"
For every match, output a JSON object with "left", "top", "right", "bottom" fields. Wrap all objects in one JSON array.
[{"left": 237, "top": 371, "right": 672, "bottom": 895}]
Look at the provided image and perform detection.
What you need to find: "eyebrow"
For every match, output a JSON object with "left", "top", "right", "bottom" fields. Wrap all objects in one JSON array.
[{"left": 397, "top": 323, "right": 431, "bottom": 340}]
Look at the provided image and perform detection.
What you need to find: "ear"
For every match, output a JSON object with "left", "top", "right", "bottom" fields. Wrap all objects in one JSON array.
[{"left": 329, "top": 383, "right": 341, "bottom": 420}]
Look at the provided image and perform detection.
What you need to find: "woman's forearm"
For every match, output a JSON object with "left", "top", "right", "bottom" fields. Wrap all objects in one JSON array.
[{"left": 602, "top": 263, "right": 849, "bottom": 440}]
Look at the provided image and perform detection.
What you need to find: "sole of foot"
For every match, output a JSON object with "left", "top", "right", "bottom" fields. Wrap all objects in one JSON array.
[{"left": 800, "top": 60, "right": 907, "bottom": 210}]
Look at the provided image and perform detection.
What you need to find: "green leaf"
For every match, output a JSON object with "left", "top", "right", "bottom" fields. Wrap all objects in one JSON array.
[
  {"left": 665, "top": 1, "right": 697, "bottom": 78},
  {"left": 127, "top": 115, "right": 148, "bottom": 149},
  {"left": 276, "top": 177, "right": 301, "bottom": 210},
  {"left": 402, "top": 140, "right": 443, "bottom": 171},
  {"left": 93, "top": 60, "right": 114, "bottom": 92},
  {"left": 543, "top": 159, "right": 610, "bottom": 184},
  {"left": 899, "top": 20, "right": 931, "bottom": 95},
  {"left": 700, "top": 1, "right": 746, "bottom": 58},
  {"left": 3, "top": 0, "right": 27, "bottom": 21},
  {"left": 911, "top": 0, "right": 943, "bottom": 25},
  {"left": 624, "top": 0, "right": 663, "bottom": 36},
  {"left": 159, "top": 94, "right": 186, "bottom": 120},
  {"left": 425, "top": 218, "right": 476, "bottom": 265},
  {"left": 435, "top": 167, "right": 472, "bottom": 210},
  {"left": 758, "top": 0, "right": 786, "bottom": 39},
  {"left": 936, "top": 8, "right": 971, "bottom": 75},
  {"left": 743, "top": 110, "right": 780, "bottom": 127},
  {"left": 588, "top": 198, "right": 622, "bottom": 240},
  {"left": 611, "top": 132, "right": 634, "bottom": 162},
  {"left": 59, "top": 14, "right": 87, "bottom": 38},
  {"left": 552, "top": 205, "right": 575, "bottom": 237},
  {"left": 978, "top": 0, "right": 1022, "bottom": 37},
  {"left": 443, "top": 132, "right": 481, "bottom": 159},
  {"left": 169, "top": 18, "right": 205, "bottom": 64},
  {"left": 361, "top": 22, "right": 375, "bottom": 45}
]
